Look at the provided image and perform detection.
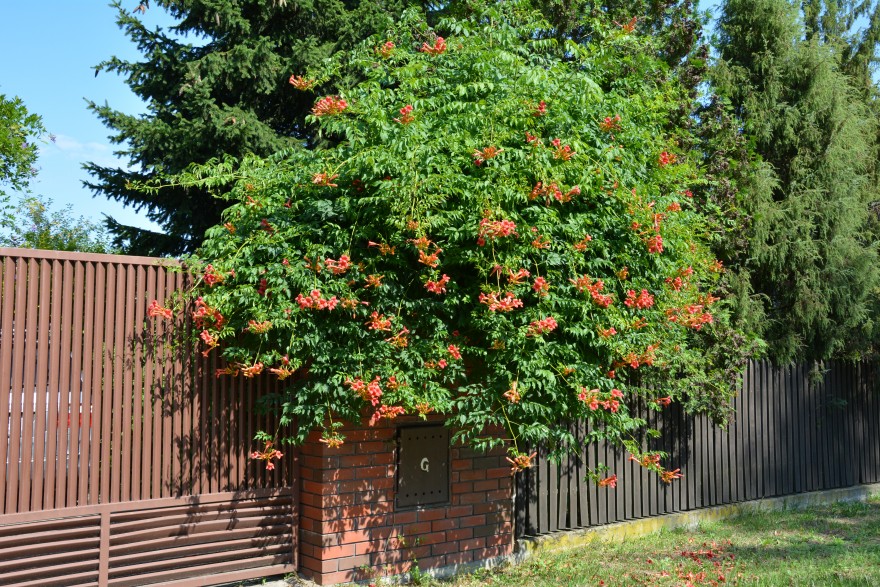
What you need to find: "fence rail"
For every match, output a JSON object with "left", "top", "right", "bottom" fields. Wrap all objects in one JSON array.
[
  {"left": 515, "top": 360, "right": 880, "bottom": 537},
  {"left": 0, "top": 248, "right": 296, "bottom": 587}
]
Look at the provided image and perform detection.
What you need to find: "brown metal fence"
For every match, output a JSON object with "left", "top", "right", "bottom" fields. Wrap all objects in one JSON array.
[
  {"left": 515, "top": 360, "right": 880, "bottom": 537},
  {"left": 0, "top": 248, "right": 296, "bottom": 587}
]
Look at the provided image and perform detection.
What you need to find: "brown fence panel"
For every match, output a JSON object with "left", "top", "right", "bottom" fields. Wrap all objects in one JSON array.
[
  {"left": 516, "top": 360, "right": 880, "bottom": 537},
  {"left": 0, "top": 248, "right": 296, "bottom": 586}
]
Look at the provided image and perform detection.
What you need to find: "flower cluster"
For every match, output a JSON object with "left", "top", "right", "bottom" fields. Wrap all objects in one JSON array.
[
  {"left": 288, "top": 75, "right": 317, "bottom": 91},
  {"left": 472, "top": 145, "right": 502, "bottom": 166},
  {"left": 295, "top": 290, "right": 339, "bottom": 310},
  {"left": 624, "top": 289, "right": 655, "bottom": 310},
  {"left": 346, "top": 376, "right": 383, "bottom": 406},
  {"left": 479, "top": 291, "right": 524, "bottom": 312},
  {"left": 551, "top": 138, "right": 574, "bottom": 160},
  {"left": 478, "top": 216, "right": 517, "bottom": 240},
  {"left": 420, "top": 36, "right": 447, "bottom": 56},
  {"left": 599, "top": 114, "right": 621, "bottom": 132},
  {"left": 250, "top": 441, "right": 283, "bottom": 470},
  {"left": 658, "top": 151, "right": 678, "bottom": 167},
  {"left": 505, "top": 450, "right": 537, "bottom": 474},
  {"left": 395, "top": 104, "right": 414, "bottom": 124},
  {"left": 324, "top": 254, "right": 351, "bottom": 275},
  {"left": 312, "top": 172, "right": 339, "bottom": 187},
  {"left": 425, "top": 274, "right": 450, "bottom": 294},
  {"left": 203, "top": 264, "right": 224, "bottom": 287},
  {"left": 527, "top": 316, "right": 559, "bottom": 336},
  {"left": 375, "top": 40, "right": 395, "bottom": 59},
  {"left": 311, "top": 95, "right": 348, "bottom": 116},
  {"left": 148, "top": 300, "right": 173, "bottom": 320},
  {"left": 570, "top": 275, "right": 614, "bottom": 308}
]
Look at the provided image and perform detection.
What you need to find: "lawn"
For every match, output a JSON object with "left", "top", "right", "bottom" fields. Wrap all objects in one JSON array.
[{"left": 437, "top": 496, "right": 880, "bottom": 587}]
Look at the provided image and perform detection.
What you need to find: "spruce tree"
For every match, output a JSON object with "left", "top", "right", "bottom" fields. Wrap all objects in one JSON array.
[
  {"left": 713, "top": 0, "right": 880, "bottom": 362},
  {"left": 87, "top": 0, "right": 410, "bottom": 256}
]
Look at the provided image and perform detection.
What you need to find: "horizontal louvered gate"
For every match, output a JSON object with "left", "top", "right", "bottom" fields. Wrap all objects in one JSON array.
[
  {"left": 1, "top": 248, "right": 297, "bottom": 586},
  {"left": 0, "top": 490, "right": 293, "bottom": 587},
  {"left": 516, "top": 360, "right": 880, "bottom": 537}
]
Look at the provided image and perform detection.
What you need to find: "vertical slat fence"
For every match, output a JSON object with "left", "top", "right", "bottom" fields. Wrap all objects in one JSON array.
[
  {"left": 516, "top": 359, "right": 880, "bottom": 537},
  {"left": 0, "top": 248, "right": 296, "bottom": 587}
]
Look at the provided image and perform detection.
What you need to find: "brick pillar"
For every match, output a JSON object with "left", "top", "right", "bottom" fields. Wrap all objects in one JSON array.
[{"left": 297, "top": 418, "right": 514, "bottom": 585}]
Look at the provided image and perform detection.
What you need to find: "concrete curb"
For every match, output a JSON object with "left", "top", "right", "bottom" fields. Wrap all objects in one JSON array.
[{"left": 512, "top": 482, "right": 880, "bottom": 562}]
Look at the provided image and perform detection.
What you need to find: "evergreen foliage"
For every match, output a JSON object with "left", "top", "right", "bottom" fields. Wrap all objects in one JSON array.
[
  {"left": 713, "top": 0, "right": 880, "bottom": 362},
  {"left": 156, "top": 3, "right": 751, "bottom": 476},
  {"left": 87, "top": 0, "right": 410, "bottom": 256}
]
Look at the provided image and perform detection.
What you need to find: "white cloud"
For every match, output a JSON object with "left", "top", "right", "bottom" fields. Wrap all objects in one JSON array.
[{"left": 43, "top": 134, "right": 123, "bottom": 168}]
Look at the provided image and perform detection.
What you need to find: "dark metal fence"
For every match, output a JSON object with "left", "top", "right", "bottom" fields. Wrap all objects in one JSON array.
[
  {"left": 0, "top": 248, "right": 296, "bottom": 587},
  {"left": 515, "top": 360, "right": 880, "bottom": 537}
]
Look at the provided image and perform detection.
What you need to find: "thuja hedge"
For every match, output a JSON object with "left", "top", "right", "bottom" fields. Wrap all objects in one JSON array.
[{"left": 155, "top": 3, "right": 751, "bottom": 482}]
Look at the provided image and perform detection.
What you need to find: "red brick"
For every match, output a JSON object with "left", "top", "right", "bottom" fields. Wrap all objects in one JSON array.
[
  {"left": 372, "top": 477, "right": 395, "bottom": 490},
  {"left": 300, "top": 554, "right": 338, "bottom": 574},
  {"left": 457, "top": 492, "right": 486, "bottom": 505},
  {"left": 317, "top": 467, "right": 356, "bottom": 483},
  {"left": 486, "top": 467, "right": 512, "bottom": 479},
  {"left": 301, "top": 455, "right": 339, "bottom": 469},
  {"left": 451, "top": 459, "right": 472, "bottom": 471},
  {"left": 372, "top": 500, "right": 394, "bottom": 514},
  {"left": 473, "top": 479, "right": 499, "bottom": 492},
  {"left": 451, "top": 482, "right": 472, "bottom": 494},
  {"left": 319, "top": 519, "right": 351, "bottom": 534},
  {"left": 340, "top": 454, "right": 372, "bottom": 467},
  {"left": 339, "top": 528, "right": 372, "bottom": 543},
  {"left": 357, "top": 441, "right": 388, "bottom": 453},
  {"left": 402, "top": 521, "right": 432, "bottom": 535},
  {"left": 357, "top": 465, "right": 393, "bottom": 479},
  {"left": 299, "top": 529, "right": 342, "bottom": 547},
  {"left": 446, "top": 505, "right": 472, "bottom": 517},
  {"left": 486, "top": 489, "right": 511, "bottom": 501},
  {"left": 417, "top": 509, "right": 447, "bottom": 522},
  {"left": 431, "top": 518, "right": 458, "bottom": 532},
  {"left": 311, "top": 569, "right": 356, "bottom": 586},
  {"left": 485, "top": 510, "right": 513, "bottom": 524},
  {"left": 358, "top": 514, "right": 392, "bottom": 528},
  {"left": 413, "top": 531, "right": 447, "bottom": 546},
  {"left": 459, "top": 469, "right": 487, "bottom": 481},
  {"left": 336, "top": 554, "right": 372, "bottom": 571},
  {"left": 459, "top": 514, "right": 486, "bottom": 527},
  {"left": 460, "top": 537, "right": 486, "bottom": 551},
  {"left": 483, "top": 544, "right": 513, "bottom": 558},
  {"left": 320, "top": 543, "right": 357, "bottom": 559},
  {"left": 344, "top": 428, "right": 395, "bottom": 442},
  {"left": 302, "top": 479, "right": 336, "bottom": 496},
  {"left": 337, "top": 479, "right": 371, "bottom": 493},
  {"left": 339, "top": 504, "right": 371, "bottom": 518},
  {"left": 393, "top": 511, "right": 418, "bottom": 524},
  {"left": 432, "top": 541, "right": 459, "bottom": 556},
  {"left": 370, "top": 549, "right": 406, "bottom": 566},
  {"left": 301, "top": 503, "right": 335, "bottom": 522},
  {"left": 373, "top": 452, "right": 396, "bottom": 465},
  {"left": 486, "top": 533, "right": 512, "bottom": 547},
  {"left": 355, "top": 539, "right": 389, "bottom": 555},
  {"left": 416, "top": 555, "right": 446, "bottom": 570},
  {"left": 446, "top": 550, "right": 474, "bottom": 565},
  {"left": 357, "top": 490, "right": 393, "bottom": 504},
  {"left": 446, "top": 528, "right": 473, "bottom": 541}
]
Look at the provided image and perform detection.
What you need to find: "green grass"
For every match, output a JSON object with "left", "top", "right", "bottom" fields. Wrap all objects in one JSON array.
[{"left": 437, "top": 496, "right": 880, "bottom": 587}]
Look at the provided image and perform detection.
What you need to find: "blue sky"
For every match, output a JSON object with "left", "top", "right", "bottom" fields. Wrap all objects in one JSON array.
[
  {"left": 0, "top": 1, "right": 176, "bottom": 231},
  {"left": 1, "top": 1, "right": 723, "bottom": 234}
]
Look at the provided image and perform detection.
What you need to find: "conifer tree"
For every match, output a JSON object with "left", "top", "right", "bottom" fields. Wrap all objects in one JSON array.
[
  {"left": 713, "top": 0, "right": 880, "bottom": 362},
  {"left": 87, "top": 0, "right": 410, "bottom": 256}
]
